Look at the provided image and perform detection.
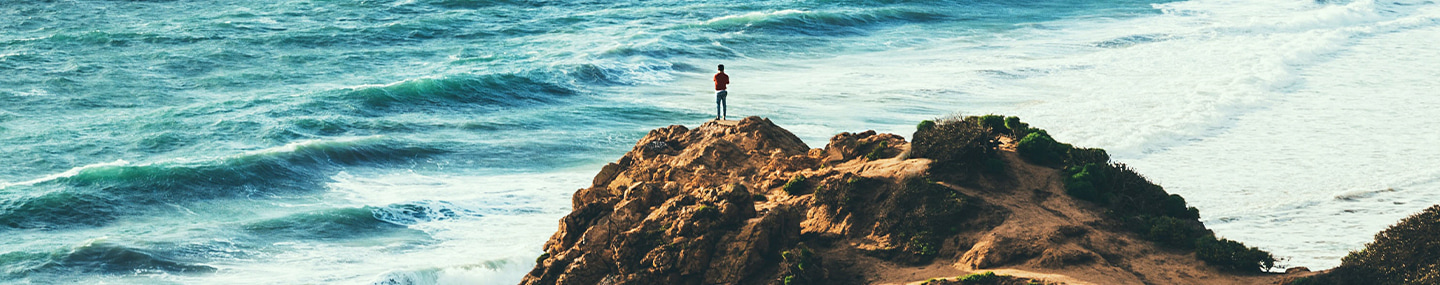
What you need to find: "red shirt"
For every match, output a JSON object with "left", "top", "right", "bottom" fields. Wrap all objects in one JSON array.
[{"left": 713, "top": 72, "right": 729, "bottom": 91}]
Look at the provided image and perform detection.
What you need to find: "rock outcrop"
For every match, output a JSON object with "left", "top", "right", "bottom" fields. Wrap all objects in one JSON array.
[{"left": 521, "top": 116, "right": 1292, "bottom": 285}]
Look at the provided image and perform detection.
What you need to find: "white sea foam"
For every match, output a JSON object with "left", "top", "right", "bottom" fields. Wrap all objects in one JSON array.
[
  {"left": 704, "top": 9, "right": 809, "bottom": 26},
  {"left": 0, "top": 136, "right": 392, "bottom": 190},
  {"left": 240, "top": 135, "right": 387, "bottom": 156},
  {"left": 175, "top": 170, "right": 588, "bottom": 284},
  {"left": 0, "top": 159, "right": 129, "bottom": 189}
]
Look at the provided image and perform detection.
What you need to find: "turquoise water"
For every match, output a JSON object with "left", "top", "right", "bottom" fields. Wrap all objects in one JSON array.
[{"left": 3, "top": 0, "right": 1439, "bottom": 283}]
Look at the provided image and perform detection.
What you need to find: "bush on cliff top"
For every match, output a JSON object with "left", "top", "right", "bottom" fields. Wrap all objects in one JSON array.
[
  {"left": 912, "top": 115, "right": 1274, "bottom": 273},
  {"left": 1294, "top": 204, "right": 1440, "bottom": 285},
  {"left": 1064, "top": 163, "right": 1198, "bottom": 220},
  {"left": 1015, "top": 129, "right": 1108, "bottom": 168},
  {"left": 1016, "top": 131, "right": 1066, "bottom": 166},
  {"left": 1195, "top": 236, "right": 1276, "bottom": 273},
  {"left": 1065, "top": 162, "right": 1273, "bottom": 272},
  {"left": 999, "top": 115, "right": 1273, "bottom": 273},
  {"left": 1003, "top": 116, "right": 1029, "bottom": 137},
  {"left": 1341, "top": 204, "right": 1440, "bottom": 283},
  {"left": 918, "top": 271, "right": 1045, "bottom": 285},
  {"left": 910, "top": 115, "right": 999, "bottom": 176},
  {"left": 977, "top": 114, "right": 1006, "bottom": 135}
]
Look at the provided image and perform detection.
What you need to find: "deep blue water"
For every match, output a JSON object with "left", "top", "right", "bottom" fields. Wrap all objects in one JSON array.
[{"left": 4, "top": 0, "right": 1439, "bottom": 283}]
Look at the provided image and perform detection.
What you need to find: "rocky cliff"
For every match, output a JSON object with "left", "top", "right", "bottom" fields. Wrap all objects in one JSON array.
[{"left": 520, "top": 116, "right": 1295, "bottom": 285}]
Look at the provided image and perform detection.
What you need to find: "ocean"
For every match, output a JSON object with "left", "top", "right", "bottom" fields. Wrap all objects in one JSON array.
[{"left": 1, "top": 0, "right": 1437, "bottom": 283}]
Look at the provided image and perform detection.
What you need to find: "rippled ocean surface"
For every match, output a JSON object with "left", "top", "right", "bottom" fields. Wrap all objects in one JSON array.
[{"left": 2, "top": 0, "right": 1438, "bottom": 283}]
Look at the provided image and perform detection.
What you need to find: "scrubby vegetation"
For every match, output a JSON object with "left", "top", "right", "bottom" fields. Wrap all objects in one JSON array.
[
  {"left": 778, "top": 244, "right": 826, "bottom": 285},
  {"left": 1003, "top": 116, "right": 1029, "bottom": 137},
  {"left": 938, "top": 115, "right": 1276, "bottom": 273},
  {"left": 1015, "top": 130, "right": 1109, "bottom": 167},
  {"left": 1290, "top": 204, "right": 1440, "bottom": 285},
  {"left": 1062, "top": 161, "right": 1274, "bottom": 272},
  {"left": 909, "top": 115, "right": 1000, "bottom": 177},
  {"left": 783, "top": 174, "right": 808, "bottom": 195},
  {"left": 694, "top": 205, "right": 720, "bottom": 220},
  {"left": 1062, "top": 163, "right": 1199, "bottom": 220},
  {"left": 1015, "top": 131, "right": 1065, "bottom": 166},
  {"left": 918, "top": 271, "right": 1049, "bottom": 285},
  {"left": 977, "top": 115, "right": 1007, "bottom": 136},
  {"left": 1195, "top": 237, "right": 1277, "bottom": 273},
  {"left": 865, "top": 141, "right": 889, "bottom": 160},
  {"left": 960, "top": 271, "right": 1004, "bottom": 284},
  {"left": 813, "top": 175, "right": 874, "bottom": 210},
  {"left": 917, "top": 120, "right": 937, "bottom": 132}
]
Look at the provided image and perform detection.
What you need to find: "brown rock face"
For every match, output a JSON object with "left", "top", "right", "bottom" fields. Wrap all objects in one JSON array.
[
  {"left": 525, "top": 117, "right": 944, "bottom": 285},
  {"left": 521, "top": 117, "right": 1288, "bottom": 285},
  {"left": 523, "top": 117, "right": 822, "bottom": 285}
]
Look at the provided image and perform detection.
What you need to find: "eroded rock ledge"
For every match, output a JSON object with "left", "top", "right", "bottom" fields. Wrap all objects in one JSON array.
[{"left": 521, "top": 116, "right": 1288, "bottom": 285}]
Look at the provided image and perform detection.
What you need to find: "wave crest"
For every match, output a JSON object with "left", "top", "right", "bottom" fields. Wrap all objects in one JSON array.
[
  {"left": 322, "top": 74, "right": 576, "bottom": 114},
  {"left": 0, "top": 137, "right": 442, "bottom": 230},
  {"left": 695, "top": 8, "right": 949, "bottom": 36},
  {"left": 1, "top": 238, "right": 216, "bottom": 280}
]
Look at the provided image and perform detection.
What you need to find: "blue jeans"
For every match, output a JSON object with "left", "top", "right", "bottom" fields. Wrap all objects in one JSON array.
[{"left": 716, "top": 90, "right": 727, "bottom": 119}]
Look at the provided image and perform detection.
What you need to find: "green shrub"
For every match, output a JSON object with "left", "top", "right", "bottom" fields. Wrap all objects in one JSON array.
[
  {"left": 778, "top": 245, "right": 821, "bottom": 285},
  {"left": 783, "top": 175, "right": 807, "bottom": 195},
  {"left": 1163, "top": 195, "right": 1201, "bottom": 219},
  {"left": 815, "top": 175, "right": 871, "bottom": 209},
  {"left": 1143, "top": 215, "right": 1200, "bottom": 248},
  {"left": 1067, "top": 147, "right": 1110, "bottom": 166},
  {"left": 907, "top": 233, "right": 939, "bottom": 257},
  {"left": 1004, "top": 116, "right": 1028, "bottom": 137},
  {"left": 917, "top": 271, "right": 1039, "bottom": 285},
  {"left": 1063, "top": 164, "right": 1102, "bottom": 202},
  {"left": 1195, "top": 236, "right": 1276, "bottom": 273},
  {"left": 695, "top": 205, "right": 720, "bottom": 220},
  {"left": 956, "top": 272, "right": 1013, "bottom": 285},
  {"left": 866, "top": 141, "right": 889, "bottom": 160},
  {"left": 960, "top": 271, "right": 1002, "bottom": 283},
  {"left": 910, "top": 116, "right": 998, "bottom": 175},
  {"left": 1014, "top": 127, "right": 1107, "bottom": 168},
  {"left": 1341, "top": 204, "right": 1440, "bottom": 279},
  {"left": 781, "top": 247, "right": 813, "bottom": 268},
  {"left": 1062, "top": 163, "right": 1194, "bottom": 221},
  {"left": 978, "top": 114, "right": 1006, "bottom": 135},
  {"left": 1300, "top": 204, "right": 1440, "bottom": 284},
  {"left": 917, "top": 120, "right": 936, "bottom": 132},
  {"left": 536, "top": 252, "right": 550, "bottom": 264},
  {"left": 1016, "top": 131, "right": 1066, "bottom": 166}
]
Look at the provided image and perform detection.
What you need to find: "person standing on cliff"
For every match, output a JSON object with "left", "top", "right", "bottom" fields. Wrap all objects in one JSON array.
[{"left": 713, "top": 64, "right": 730, "bottom": 121}]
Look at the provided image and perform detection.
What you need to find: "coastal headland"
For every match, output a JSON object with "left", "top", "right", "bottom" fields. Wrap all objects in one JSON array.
[{"left": 519, "top": 116, "right": 1433, "bottom": 285}]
